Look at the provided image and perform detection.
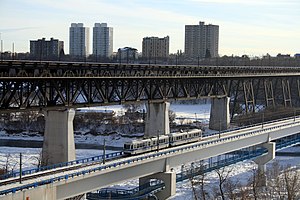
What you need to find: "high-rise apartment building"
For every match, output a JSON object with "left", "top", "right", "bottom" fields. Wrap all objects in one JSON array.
[
  {"left": 142, "top": 36, "right": 169, "bottom": 59},
  {"left": 93, "top": 23, "right": 113, "bottom": 58},
  {"left": 185, "top": 21, "right": 219, "bottom": 59},
  {"left": 69, "top": 23, "right": 89, "bottom": 57},
  {"left": 30, "top": 38, "right": 64, "bottom": 60}
]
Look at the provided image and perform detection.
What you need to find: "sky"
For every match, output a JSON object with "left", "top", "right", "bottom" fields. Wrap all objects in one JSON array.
[{"left": 0, "top": 0, "right": 299, "bottom": 56}]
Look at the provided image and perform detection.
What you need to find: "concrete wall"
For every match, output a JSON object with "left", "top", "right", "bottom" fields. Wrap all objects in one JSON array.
[
  {"left": 209, "top": 97, "right": 230, "bottom": 131},
  {"left": 145, "top": 102, "right": 170, "bottom": 137},
  {"left": 42, "top": 109, "right": 76, "bottom": 166},
  {"left": 0, "top": 185, "right": 56, "bottom": 200},
  {"left": 139, "top": 171, "right": 176, "bottom": 200}
]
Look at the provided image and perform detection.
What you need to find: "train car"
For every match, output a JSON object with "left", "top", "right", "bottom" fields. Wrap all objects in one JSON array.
[
  {"left": 123, "top": 129, "right": 202, "bottom": 155},
  {"left": 169, "top": 129, "right": 202, "bottom": 146},
  {"left": 123, "top": 135, "right": 169, "bottom": 155}
]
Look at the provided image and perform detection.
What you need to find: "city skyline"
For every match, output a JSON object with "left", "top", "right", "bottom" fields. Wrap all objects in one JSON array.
[{"left": 0, "top": 0, "right": 299, "bottom": 56}]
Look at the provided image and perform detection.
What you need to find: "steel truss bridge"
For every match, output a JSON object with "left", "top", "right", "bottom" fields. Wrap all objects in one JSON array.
[{"left": 1, "top": 60, "right": 300, "bottom": 117}]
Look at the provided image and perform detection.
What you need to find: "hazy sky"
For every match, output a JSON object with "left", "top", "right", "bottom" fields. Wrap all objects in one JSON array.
[{"left": 0, "top": 0, "right": 299, "bottom": 56}]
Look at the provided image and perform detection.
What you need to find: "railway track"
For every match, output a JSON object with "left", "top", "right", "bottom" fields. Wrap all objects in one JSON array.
[{"left": 0, "top": 154, "right": 128, "bottom": 187}]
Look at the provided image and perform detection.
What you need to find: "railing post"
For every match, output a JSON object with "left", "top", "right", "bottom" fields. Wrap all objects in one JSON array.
[
  {"left": 103, "top": 139, "right": 106, "bottom": 164},
  {"left": 19, "top": 153, "right": 22, "bottom": 184}
]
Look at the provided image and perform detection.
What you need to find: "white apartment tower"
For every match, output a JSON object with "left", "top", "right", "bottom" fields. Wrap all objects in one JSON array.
[
  {"left": 93, "top": 23, "right": 113, "bottom": 58},
  {"left": 69, "top": 23, "right": 90, "bottom": 57},
  {"left": 185, "top": 21, "right": 219, "bottom": 59}
]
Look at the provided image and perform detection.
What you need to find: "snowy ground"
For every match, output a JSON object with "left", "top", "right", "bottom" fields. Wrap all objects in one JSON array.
[
  {"left": 170, "top": 153, "right": 300, "bottom": 200},
  {"left": 0, "top": 102, "right": 299, "bottom": 198},
  {"left": 0, "top": 103, "right": 211, "bottom": 147},
  {"left": 0, "top": 147, "right": 114, "bottom": 171}
]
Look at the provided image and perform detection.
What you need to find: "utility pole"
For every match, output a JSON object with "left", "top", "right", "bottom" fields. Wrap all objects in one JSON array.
[
  {"left": 19, "top": 153, "right": 22, "bottom": 184},
  {"left": 157, "top": 130, "right": 160, "bottom": 152},
  {"left": 262, "top": 113, "right": 265, "bottom": 129},
  {"left": 219, "top": 119, "right": 221, "bottom": 138},
  {"left": 103, "top": 139, "right": 106, "bottom": 164}
]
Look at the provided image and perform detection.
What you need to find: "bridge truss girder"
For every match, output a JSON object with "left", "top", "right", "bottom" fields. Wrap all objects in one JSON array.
[{"left": 1, "top": 77, "right": 300, "bottom": 118}]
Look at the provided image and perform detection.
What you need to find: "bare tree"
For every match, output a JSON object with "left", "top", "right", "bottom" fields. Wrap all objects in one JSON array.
[
  {"left": 122, "top": 103, "right": 142, "bottom": 113},
  {"left": 238, "top": 186, "right": 250, "bottom": 200},
  {"left": 0, "top": 153, "right": 11, "bottom": 175},
  {"left": 247, "top": 167, "right": 266, "bottom": 200},
  {"left": 169, "top": 110, "right": 176, "bottom": 124},
  {"left": 185, "top": 162, "right": 211, "bottom": 200},
  {"left": 199, "top": 167, "right": 208, "bottom": 200},
  {"left": 224, "top": 177, "right": 241, "bottom": 200},
  {"left": 283, "top": 167, "right": 300, "bottom": 200},
  {"left": 266, "top": 161, "right": 285, "bottom": 199},
  {"left": 31, "top": 150, "right": 43, "bottom": 168},
  {"left": 214, "top": 166, "right": 233, "bottom": 200}
]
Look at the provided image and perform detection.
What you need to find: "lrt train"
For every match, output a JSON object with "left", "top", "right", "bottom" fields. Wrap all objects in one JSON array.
[{"left": 123, "top": 129, "right": 202, "bottom": 155}]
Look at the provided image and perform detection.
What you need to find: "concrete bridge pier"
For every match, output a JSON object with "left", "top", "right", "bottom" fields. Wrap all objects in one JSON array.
[
  {"left": 144, "top": 101, "right": 170, "bottom": 138},
  {"left": 139, "top": 171, "right": 176, "bottom": 200},
  {"left": 42, "top": 108, "right": 76, "bottom": 166},
  {"left": 209, "top": 96, "right": 230, "bottom": 131},
  {"left": 253, "top": 142, "right": 275, "bottom": 186}
]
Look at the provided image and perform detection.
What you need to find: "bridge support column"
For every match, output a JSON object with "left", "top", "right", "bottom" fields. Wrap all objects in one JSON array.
[
  {"left": 139, "top": 171, "right": 176, "bottom": 200},
  {"left": 209, "top": 96, "right": 230, "bottom": 131},
  {"left": 253, "top": 142, "right": 275, "bottom": 187},
  {"left": 42, "top": 108, "right": 76, "bottom": 166},
  {"left": 145, "top": 101, "right": 170, "bottom": 138}
]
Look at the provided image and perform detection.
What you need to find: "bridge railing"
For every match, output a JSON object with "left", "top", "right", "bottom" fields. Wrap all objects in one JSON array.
[
  {"left": 0, "top": 151, "right": 124, "bottom": 180},
  {"left": 87, "top": 135, "right": 300, "bottom": 199}
]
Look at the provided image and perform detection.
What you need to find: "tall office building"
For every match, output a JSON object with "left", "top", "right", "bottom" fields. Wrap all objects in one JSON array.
[
  {"left": 142, "top": 36, "right": 169, "bottom": 59},
  {"left": 69, "top": 23, "right": 89, "bottom": 57},
  {"left": 30, "top": 38, "right": 64, "bottom": 60},
  {"left": 93, "top": 23, "right": 113, "bottom": 58},
  {"left": 185, "top": 21, "right": 219, "bottom": 59}
]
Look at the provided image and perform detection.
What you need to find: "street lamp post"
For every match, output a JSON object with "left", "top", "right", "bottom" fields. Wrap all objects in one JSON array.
[
  {"left": 19, "top": 153, "right": 22, "bottom": 184},
  {"left": 103, "top": 139, "right": 106, "bottom": 164},
  {"left": 157, "top": 130, "right": 160, "bottom": 152},
  {"left": 219, "top": 119, "right": 221, "bottom": 138},
  {"left": 262, "top": 113, "right": 265, "bottom": 129}
]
